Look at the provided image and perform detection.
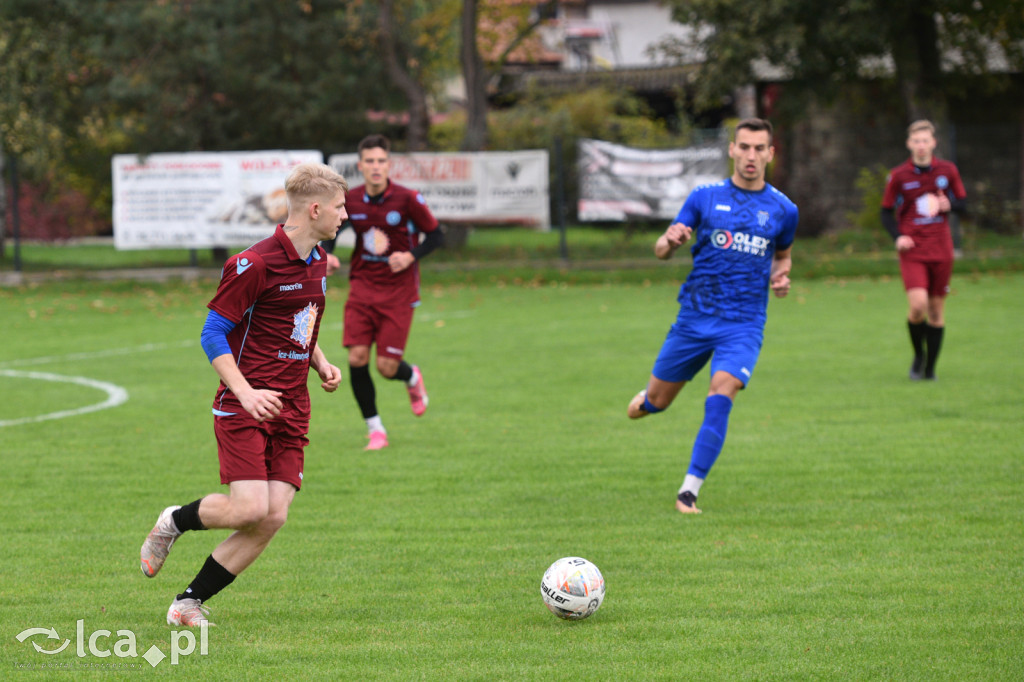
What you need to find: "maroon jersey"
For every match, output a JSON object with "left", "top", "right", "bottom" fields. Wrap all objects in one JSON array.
[
  {"left": 882, "top": 158, "right": 966, "bottom": 261},
  {"left": 207, "top": 225, "right": 328, "bottom": 419},
  {"left": 345, "top": 181, "right": 439, "bottom": 306}
]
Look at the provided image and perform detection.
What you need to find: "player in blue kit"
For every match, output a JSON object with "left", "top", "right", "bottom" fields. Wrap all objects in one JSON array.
[{"left": 627, "top": 118, "right": 798, "bottom": 514}]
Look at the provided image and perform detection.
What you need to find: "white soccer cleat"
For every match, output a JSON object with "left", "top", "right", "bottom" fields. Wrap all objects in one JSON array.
[
  {"left": 140, "top": 505, "right": 182, "bottom": 578},
  {"left": 167, "top": 597, "right": 214, "bottom": 627}
]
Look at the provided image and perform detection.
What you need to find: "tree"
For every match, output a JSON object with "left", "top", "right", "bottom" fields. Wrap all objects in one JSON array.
[
  {"left": 0, "top": 0, "right": 411, "bottom": 241},
  {"left": 657, "top": 0, "right": 1024, "bottom": 125},
  {"left": 460, "top": 0, "right": 488, "bottom": 151},
  {"left": 350, "top": 0, "right": 459, "bottom": 151},
  {"left": 460, "top": 0, "right": 560, "bottom": 151}
]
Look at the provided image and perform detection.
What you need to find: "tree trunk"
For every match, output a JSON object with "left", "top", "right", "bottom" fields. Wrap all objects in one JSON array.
[
  {"left": 379, "top": 0, "right": 430, "bottom": 151},
  {"left": 460, "top": 0, "right": 488, "bottom": 151},
  {"left": 890, "top": 4, "right": 947, "bottom": 127}
]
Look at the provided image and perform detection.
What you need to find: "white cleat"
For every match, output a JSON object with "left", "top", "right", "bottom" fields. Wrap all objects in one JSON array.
[
  {"left": 140, "top": 506, "right": 181, "bottom": 578},
  {"left": 167, "top": 597, "right": 214, "bottom": 627}
]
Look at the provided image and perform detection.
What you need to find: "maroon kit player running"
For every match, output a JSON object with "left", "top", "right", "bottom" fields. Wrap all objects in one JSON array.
[
  {"left": 140, "top": 163, "right": 347, "bottom": 627},
  {"left": 328, "top": 134, "right": 442, "bottom": 450},
  {"left": 881, "top": 120, "right": 967, "bottom": 380}
]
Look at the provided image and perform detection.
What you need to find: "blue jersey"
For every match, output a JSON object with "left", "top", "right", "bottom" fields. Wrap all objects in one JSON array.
[{"left": 673, "top": 179, "right": 798, "bottom": 323}]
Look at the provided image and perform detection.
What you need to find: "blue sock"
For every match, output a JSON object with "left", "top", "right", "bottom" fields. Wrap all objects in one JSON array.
[
  {"left": 687, "top": 395, "right": 733, "bottom": 478},
  {"left": 642, "top": 396, "right": 664, "bottom": 414}
]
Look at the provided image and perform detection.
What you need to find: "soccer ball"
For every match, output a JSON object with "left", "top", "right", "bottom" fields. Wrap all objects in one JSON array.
[{"left": 540, "top": 557, "right": 605, "bottom": 620}]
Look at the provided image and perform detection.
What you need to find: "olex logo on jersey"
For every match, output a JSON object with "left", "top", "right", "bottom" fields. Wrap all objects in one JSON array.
[
  {"left": 14, "top": 620, "right": 210, "bottom": 669},
  {"left": 709, "top": 229, "right": 770, "bottom": 257}
]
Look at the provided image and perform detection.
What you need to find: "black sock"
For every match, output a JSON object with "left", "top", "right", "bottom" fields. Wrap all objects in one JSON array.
[
  {"left": 924, "top": 324, "right": 944, "bottom": 377},
  {"left": 349, "top": 364, "right": 378, "bottom": 419},
  {"left": 171, "top": 499, "right": 206, "bottom": 533},
  {"left": 908, "top": 320, "right": 927, "bottom": 361},
  {"left": 390, "top": 361, "right": 413, "bottom": 383},
  {"left": 177, "top": 555, "right": 236, "bottom": 604}
]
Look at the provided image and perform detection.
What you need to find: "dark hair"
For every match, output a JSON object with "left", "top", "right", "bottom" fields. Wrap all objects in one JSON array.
[
  {"left": 357, "top": 134, "right": 391, "bottom": 155},
  {"left": 734, "top": 118, "right": 773, "bottom": 141}
]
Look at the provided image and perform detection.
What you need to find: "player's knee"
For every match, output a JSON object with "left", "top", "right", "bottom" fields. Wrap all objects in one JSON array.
[
  {"left": 348, "top": 346, "right": 370, "bottom": 367},
  {"left": 376, "top": 357, "right": 399, "bottom": 378},
  {"left": 259, "top": 508, "right": 288, "bottom": 536},
  {"left": 231, "top": 500, "right": 269, "bottom": 528}
]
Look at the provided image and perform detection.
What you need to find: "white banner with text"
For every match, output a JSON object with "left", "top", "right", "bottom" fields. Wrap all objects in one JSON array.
[
  {"left": 328, "top": 149, "right": 550, "bottom": 229},
  {"left": 577, "top": 138, "right": 728, "bottom": 222},
  {"left": 112, "top": 150, "right": 323, "bottom": 250}
]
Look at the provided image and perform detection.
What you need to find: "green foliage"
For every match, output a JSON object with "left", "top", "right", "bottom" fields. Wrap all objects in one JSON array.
[
  {"left": 431, "top": 86, "right": 693, "bottom": 221},
  {"left": 1, "top": 275, "right": 1023, "bottom": 678},
  {"left": 657, "top": 0, "right": 1024, "bottom": 116},
  {"left": 432, "top": 86, "right": 689, "bottom": 153},
  {"left": 967, "top": 182, "right": 1022, "bottom": 236},
  {"left": 847, "top": 164, "right": 892, "bottom": 239}
]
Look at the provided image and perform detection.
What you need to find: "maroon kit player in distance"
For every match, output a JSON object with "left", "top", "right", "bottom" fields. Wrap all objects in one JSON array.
[
  {"left": 881, "top": 120, "right": 967, "bottom": 380},
  {"left": 325, "top": 134, "right": 443, "bottom": 451},
  {"left": 139, "top": 162, "right": 347, "bottom": 627}
]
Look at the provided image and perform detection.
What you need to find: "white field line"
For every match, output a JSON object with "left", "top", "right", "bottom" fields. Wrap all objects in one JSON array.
[
  {"left": 0, "top": 339, "right": 196, "bottom": 428},
  {"left": 0, "top": 340, "right": 196, "bottom": 369},
  {"left": 0, "top": 370, "right": 130, "bottom": 427}
]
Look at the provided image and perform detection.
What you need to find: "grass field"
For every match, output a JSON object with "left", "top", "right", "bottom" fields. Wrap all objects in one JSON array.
[{"left": 1, "top": 270, "right": 1022, "bottom": 679}]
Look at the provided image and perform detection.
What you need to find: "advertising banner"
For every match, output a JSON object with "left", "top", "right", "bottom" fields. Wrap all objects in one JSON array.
[
  {"left": 328, "top": 150, "right": 550, "bottom": 229},
  {"left": 577, "top": 138, "right": 728, "bottom": 221},
  {"left": 112, "top": 150, "right": 323, "bottom": 249}
]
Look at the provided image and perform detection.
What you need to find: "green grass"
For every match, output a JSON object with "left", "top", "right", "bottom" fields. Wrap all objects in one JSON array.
[{"left": 1, "top": 272, "right": 1022, "bottom": 679}]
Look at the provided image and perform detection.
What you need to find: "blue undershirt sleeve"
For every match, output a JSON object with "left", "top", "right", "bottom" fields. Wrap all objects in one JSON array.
[{"left": 201, "top": 309, "right": 236, "bottom": 362}]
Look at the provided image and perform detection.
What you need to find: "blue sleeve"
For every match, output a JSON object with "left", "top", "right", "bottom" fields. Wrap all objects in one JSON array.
[
  {"left": 777, "top": 201, "right": 799, "bottom": 251},
  {"left": 674, "top": 187, "right": 704, "bottom": 229},
  {"left": 200, "top": 309, "right": 236, "bottom": 362}
]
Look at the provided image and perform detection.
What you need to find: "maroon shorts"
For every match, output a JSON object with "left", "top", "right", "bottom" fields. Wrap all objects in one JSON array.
[
  {"left": 214, "top": 413, "right": 308, "bottom": 490},
  {"left": 343, "top": 297, "right": 415, "bottom": 360},
  {"left": 899, "top": 258, "right": 953, "bottom": 297}
]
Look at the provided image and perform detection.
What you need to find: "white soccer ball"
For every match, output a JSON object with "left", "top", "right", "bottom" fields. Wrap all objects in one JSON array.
[{"left": 540, "top": 556, "right": 606, "bottom": 620}]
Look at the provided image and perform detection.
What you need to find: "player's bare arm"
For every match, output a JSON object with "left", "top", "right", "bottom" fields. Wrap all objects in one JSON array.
[
  {"left": 210, "top": 354, "right": 283, "bottom": 421},
  {"left": 310, "top": 343, "right": 342, "bottom": 393},
  {"left": 325, "top": 253, "right": 342, "bottom": 276},
  {"left": 655, "top": 223, "right": 693, "bottom": 260},
  {"left": 770, "top": 247, "right": 792, "bottom": 298}
]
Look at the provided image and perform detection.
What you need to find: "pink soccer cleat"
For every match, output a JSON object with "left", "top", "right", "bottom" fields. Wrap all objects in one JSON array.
[
  {"left": 407, "top": 366, "right": 429, "bottom": 416},
  {"left": 365, "top": 430, "right": 389, "bottom": 451}
]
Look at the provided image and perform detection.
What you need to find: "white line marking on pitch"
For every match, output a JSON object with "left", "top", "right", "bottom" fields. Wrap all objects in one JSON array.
[
  {"left": 0, "top": 339, "right": 196, "bottom": 369},
  {"left": 0, "top": 370, "right": 130, "bottom": 428}
]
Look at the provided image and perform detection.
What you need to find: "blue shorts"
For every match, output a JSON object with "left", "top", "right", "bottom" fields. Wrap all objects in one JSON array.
[{"left": 651, "top": 309, "right": 765, "bottom": 387}]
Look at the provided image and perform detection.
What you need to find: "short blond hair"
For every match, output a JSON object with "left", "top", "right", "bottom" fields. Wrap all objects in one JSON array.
[
  {"left": 285, "top": 163, "right": 348, "bottom": 205},
  {"left": 907, "top": 120, "right": 936, "bottom": 137}
]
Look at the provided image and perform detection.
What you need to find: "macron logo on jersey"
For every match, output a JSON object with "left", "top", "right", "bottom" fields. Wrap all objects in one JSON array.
[{"left": 236, "top": 258, "right": 254, "bottom": 276}]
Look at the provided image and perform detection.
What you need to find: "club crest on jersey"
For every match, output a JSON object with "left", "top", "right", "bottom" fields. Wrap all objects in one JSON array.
[
  {"left": 936, "top": 175, "right": 949, "bottom": 189},
  {"left": 386, "top": 210, "right": 402, "bottom": 226},
  {"left": 757, "top": 211, "right": 770, "bottom": 227},
  {"left": 363, "top": 228, "right": 391, "bottom": 256},
  {"left": 290, "top": 303, "right": 318, "bottom": 349}
]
